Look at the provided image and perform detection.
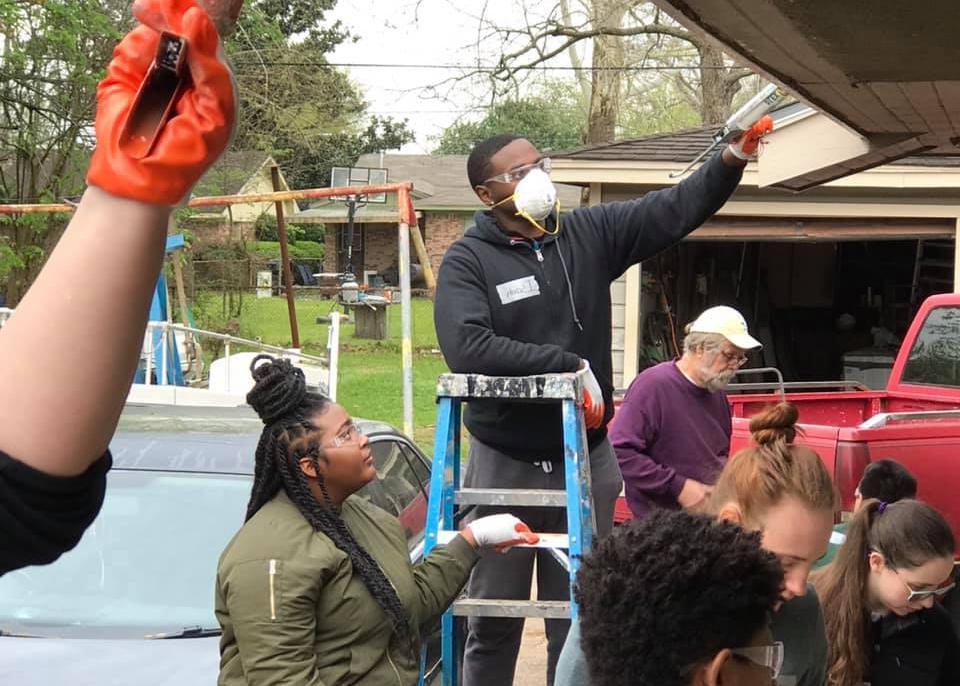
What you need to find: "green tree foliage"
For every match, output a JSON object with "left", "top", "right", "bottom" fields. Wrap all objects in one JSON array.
[
  {"left": 435, "top": 83, "right": 586, "bottom": 154},
  {"left": 227, "top": 4, "right": 414, "bottom": 191},
  {"left": 0, "top": 0, "right": 131, "bottom": 304},
  {"left": 0, "top": 0, "right": 412, "bottom": 303}
]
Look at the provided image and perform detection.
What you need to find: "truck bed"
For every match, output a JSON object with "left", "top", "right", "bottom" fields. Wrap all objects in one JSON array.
[{"left": 729, "top": 390, "right": 960, "bottom": 427}]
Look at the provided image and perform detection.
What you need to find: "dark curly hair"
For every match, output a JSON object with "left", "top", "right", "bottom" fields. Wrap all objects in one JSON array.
[
  {"left": 574, "top": 509, "right": 784, "bottom": 686},
  {"left": 244, "top": 354, "right": 414, "bottom": 655},
  {"left": 858, "top": 458, "right": 917, "bottom": 503},
  {"left": 467, "top": 133, "right": 521, "bottom": 189}
]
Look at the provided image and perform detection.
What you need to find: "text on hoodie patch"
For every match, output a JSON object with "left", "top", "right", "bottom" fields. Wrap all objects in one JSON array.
[{"left": 496, "top": 275, "right": 540, "bottom": 305}]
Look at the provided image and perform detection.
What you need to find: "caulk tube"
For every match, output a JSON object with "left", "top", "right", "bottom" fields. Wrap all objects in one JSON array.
[{"left": 719, "top": 83, "right": 788, "bottom": 142}]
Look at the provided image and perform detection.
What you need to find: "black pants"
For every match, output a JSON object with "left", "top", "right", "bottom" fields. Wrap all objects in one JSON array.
[{"left": 461, "top": 436, "right": 622, "bottom": 686}]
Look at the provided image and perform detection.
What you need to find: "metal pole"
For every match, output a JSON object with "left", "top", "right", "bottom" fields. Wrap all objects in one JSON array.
[
  {"left": 160, "top": 322, "right": 169, "bottom": 387},
  {"left": 346, "top": 197, "right": 356, "bottom": 276},
  {"left": 398, "top": 186, "right": 415, "bottom": 438},
  {"left": 224, "top": 340, "right": 231, "bottom": 392},
  {"left": 145, "top": 324, "right": 154, "bottom": 386},
  {"left": 271, "top": 165, "right": 301, "bottom": 349},
  {"left": 327, "top": 312, "right": 340, "bottom": 402}
]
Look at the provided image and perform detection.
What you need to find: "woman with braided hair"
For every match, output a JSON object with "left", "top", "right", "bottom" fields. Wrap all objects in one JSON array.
[{"left": 216, "top": 355, "right": 537, "bottom": 686}]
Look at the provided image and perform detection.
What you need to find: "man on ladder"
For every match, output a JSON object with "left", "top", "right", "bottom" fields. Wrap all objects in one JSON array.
[{"left": 433, "top": 130, "right": 764, "bottom": 685}]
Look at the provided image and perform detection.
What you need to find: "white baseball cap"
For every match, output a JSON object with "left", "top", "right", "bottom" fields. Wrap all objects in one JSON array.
[{"left": 689, "top": 306, "right": 762, "bottom": 350}]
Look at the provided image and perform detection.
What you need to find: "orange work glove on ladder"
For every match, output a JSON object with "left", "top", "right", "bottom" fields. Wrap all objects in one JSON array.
[{"left": 86, "top": 0, "right": 236, "bottom": 206}]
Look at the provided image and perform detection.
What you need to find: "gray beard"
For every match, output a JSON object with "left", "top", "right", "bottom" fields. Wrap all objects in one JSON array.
[{"left": 702, "top": 370, "right": 736, "bottom": 392}]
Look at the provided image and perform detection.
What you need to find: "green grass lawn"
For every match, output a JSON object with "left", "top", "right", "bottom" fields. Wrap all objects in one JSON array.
[{"left": 192, "top": 293, "right": 447, "bottom": 452}]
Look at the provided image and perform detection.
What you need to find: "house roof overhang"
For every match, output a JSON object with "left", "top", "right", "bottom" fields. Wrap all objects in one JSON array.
[{"left": 648, "top": 0, "right": 960, "bottom": 189}]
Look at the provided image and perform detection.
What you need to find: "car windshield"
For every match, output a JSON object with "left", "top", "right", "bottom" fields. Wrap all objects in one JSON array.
[{"left": 0, "top": 469, "right": 250, "bottom": 639}]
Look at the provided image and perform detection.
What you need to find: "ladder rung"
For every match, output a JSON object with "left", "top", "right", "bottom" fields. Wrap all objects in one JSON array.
[
  {"left": 452, "top": 599, "right": 570, "bottom": 618},
  {"left": 920, "top": 259, "right": 954, "bottom": 268},
  {"left": 437, "top": 531, "right": 570, "bottom": 549},
  {"left": 454, "top": 488, "right": 567, "bottom": 507}
]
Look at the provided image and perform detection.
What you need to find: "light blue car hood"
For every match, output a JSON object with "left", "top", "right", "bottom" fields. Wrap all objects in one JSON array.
[{"left": 0, "top": 636, "right": 219, "bottom": 685}]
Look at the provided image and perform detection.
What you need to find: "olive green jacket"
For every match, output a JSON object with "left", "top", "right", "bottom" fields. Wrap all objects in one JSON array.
[{"left": 216, "top": 490, "right": 478, "bottom": 686}]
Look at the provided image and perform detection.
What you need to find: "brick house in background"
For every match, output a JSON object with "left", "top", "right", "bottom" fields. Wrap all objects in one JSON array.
[
  {"left": 187, "top": 152, "right": 296, "bottom": 244},
  {"left": 291, "top": 153, "right": 581, "bottom": 285}
]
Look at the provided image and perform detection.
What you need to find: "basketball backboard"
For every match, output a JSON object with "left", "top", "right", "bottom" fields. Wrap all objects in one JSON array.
[{"left": 330, "top": 166, "right": 388, "bottom": 203}]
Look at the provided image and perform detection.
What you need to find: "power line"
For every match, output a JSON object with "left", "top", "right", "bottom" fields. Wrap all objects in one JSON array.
[{"left": 231, "top": 61, "right": 733, "bottom": 71}]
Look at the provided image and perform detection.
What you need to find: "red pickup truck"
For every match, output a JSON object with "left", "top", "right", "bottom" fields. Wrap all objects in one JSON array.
[{"left": 614, "top": 293, "right": 960, "bottom": 543}]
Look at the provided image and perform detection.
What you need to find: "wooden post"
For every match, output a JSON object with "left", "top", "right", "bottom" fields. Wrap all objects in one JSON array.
[
  {"left": 409, "top": 221, "right": 436, "bottom": 290},
  {"left": 271, "top": 165, "right": 300, "bottom": 349},
  {"left": 169, "top": 217, "right": 201, "bottom": 379}
]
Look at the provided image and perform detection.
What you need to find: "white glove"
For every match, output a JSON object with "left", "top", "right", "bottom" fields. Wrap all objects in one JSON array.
[
  {"left": 466, "top": 514, "right": 539, "bottom": 551},
  {"left": 579, "top": 360, "right": 605, "bottom": 429}
]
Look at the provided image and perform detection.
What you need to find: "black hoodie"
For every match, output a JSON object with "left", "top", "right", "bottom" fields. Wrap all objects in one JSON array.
[
  {"left": 434, "top": 152, "right": 743, "bottom": 461},
  {"left": 867, "top": 604, "right": 960, "bottom": 686}
]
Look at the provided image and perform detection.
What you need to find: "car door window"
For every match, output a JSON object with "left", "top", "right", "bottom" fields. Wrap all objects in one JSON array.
[
  {"left": 356, "top": 438, "right": 432, "bottom": 547},
  {"left": 403, "top": 444, "right": 431, "bottom": 494},
  {"left": 357, "top": 440, "right": 419, "bottom": 512}
]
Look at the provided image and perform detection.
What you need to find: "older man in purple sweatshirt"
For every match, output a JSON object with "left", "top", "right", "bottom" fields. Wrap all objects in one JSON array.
[{"left": 612, "top": 306, "right": 761, "bottom": 518}]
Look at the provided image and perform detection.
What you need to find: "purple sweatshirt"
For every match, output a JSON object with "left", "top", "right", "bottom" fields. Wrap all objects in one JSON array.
[{"left": 611, "top": 361, "right": 731, "bottom": 519}]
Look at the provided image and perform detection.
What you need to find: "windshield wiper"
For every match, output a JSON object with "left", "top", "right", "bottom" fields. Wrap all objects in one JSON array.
[
  {"left": 0, "top": 628, "right": 45, "bottom": 638},
  {"left": 145, "top": 626, "right": 221, "bottom": 640}
]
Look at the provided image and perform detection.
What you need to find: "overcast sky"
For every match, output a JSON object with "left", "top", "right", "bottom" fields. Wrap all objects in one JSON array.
[{"left": 326, "top": 0, "right": 584, "bottom": 153}]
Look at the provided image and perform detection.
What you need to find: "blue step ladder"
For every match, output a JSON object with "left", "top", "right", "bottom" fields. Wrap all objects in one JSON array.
[{"left": 419, "top": 372, "right": 596, "bottom": 686}]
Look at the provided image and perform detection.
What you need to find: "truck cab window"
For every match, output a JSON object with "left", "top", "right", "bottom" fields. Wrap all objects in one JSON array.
[{"left": 902, "top": 306, "right": 960, "bottom": 387}]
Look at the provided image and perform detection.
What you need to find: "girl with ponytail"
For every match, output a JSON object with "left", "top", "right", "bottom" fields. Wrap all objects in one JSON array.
[
  {"left": 708, "top": 401, "right": 838, "bottom": 686},
  {"left": 813, "top": 499, "right": 958, "bottom": 686},
  {"left": 215, "top": 355, "right": 536, "bottom": 686},
  {"left": 558, "top": 402, "right": 838, "bottom": 686}
]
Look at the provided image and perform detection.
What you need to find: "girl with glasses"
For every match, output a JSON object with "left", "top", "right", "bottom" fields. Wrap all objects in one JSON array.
[
  {"left": 813, "top": 499, "right": 959, "bottom": 686},
  {"left": 215, "top": 355, "right": 538, "bottom": 686}
]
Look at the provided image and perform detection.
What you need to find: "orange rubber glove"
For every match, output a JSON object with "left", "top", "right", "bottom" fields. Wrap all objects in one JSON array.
[
  {"left": 86, "top": 0, "right": 236, "bottom": 206},
  {"left": 727, "top": 115, "right": 774, "bottom": 161}
]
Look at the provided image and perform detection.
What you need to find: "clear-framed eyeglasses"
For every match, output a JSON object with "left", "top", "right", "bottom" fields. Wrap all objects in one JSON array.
[
  {"left": 896, "top": 571, "right": 956, "bottom": 603},
  {"left": 730, "top": 641, "right": 784, "bottom": 680},
  {"left": 325, "top": 422, "right": 364, "bottom": 449},
  {"left": 483, "top": 157, "right": 552, "bottom": 185},
  {"left": 718, "top": 348, "right": 749, "bottom": 367}
]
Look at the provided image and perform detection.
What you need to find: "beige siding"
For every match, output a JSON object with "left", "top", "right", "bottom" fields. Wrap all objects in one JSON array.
[
  {"left": 610, "top": 274, "right": 627, "bottom": 389},
  {"left": 224, "top": 170, "right": 298, "bottom": 223}
]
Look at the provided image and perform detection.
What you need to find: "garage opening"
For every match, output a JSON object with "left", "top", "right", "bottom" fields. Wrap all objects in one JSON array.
[{"left": 638, "top": 219, "right": 956, "bottom": 387}]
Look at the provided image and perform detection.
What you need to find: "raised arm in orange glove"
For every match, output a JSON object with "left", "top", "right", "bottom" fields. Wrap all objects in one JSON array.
[{"left": 0, "top": 0, "right": 236, "bottom": 574}]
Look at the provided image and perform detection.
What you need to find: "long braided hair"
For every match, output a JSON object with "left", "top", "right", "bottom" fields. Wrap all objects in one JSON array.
[{"left": 244, "top": 354, "right": 414, "bottom": 653}]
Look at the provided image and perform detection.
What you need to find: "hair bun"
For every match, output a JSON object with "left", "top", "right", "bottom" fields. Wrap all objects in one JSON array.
[
  {"left": 247, "top": 354, "right": 307, "bottom": 425},
  {"left": 748, "top": 401, "right": 799, "bottom": 445}
]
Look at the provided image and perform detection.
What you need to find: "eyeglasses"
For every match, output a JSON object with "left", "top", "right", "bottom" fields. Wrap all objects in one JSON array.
[
  {"left": 730, "top": 641, "right": 784, "bottom": 680},
  {"left": 718, "top": 348, "right": 749, "bottom": 366},
  {"left": 483, "top": 157, "right": 552, "bottom": 185},
  {"left": 325, "top": 422, "right": 364, "bottom": 449},
  {"left": 895, "top": 571, "right": 956, "bottom": 603}
]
